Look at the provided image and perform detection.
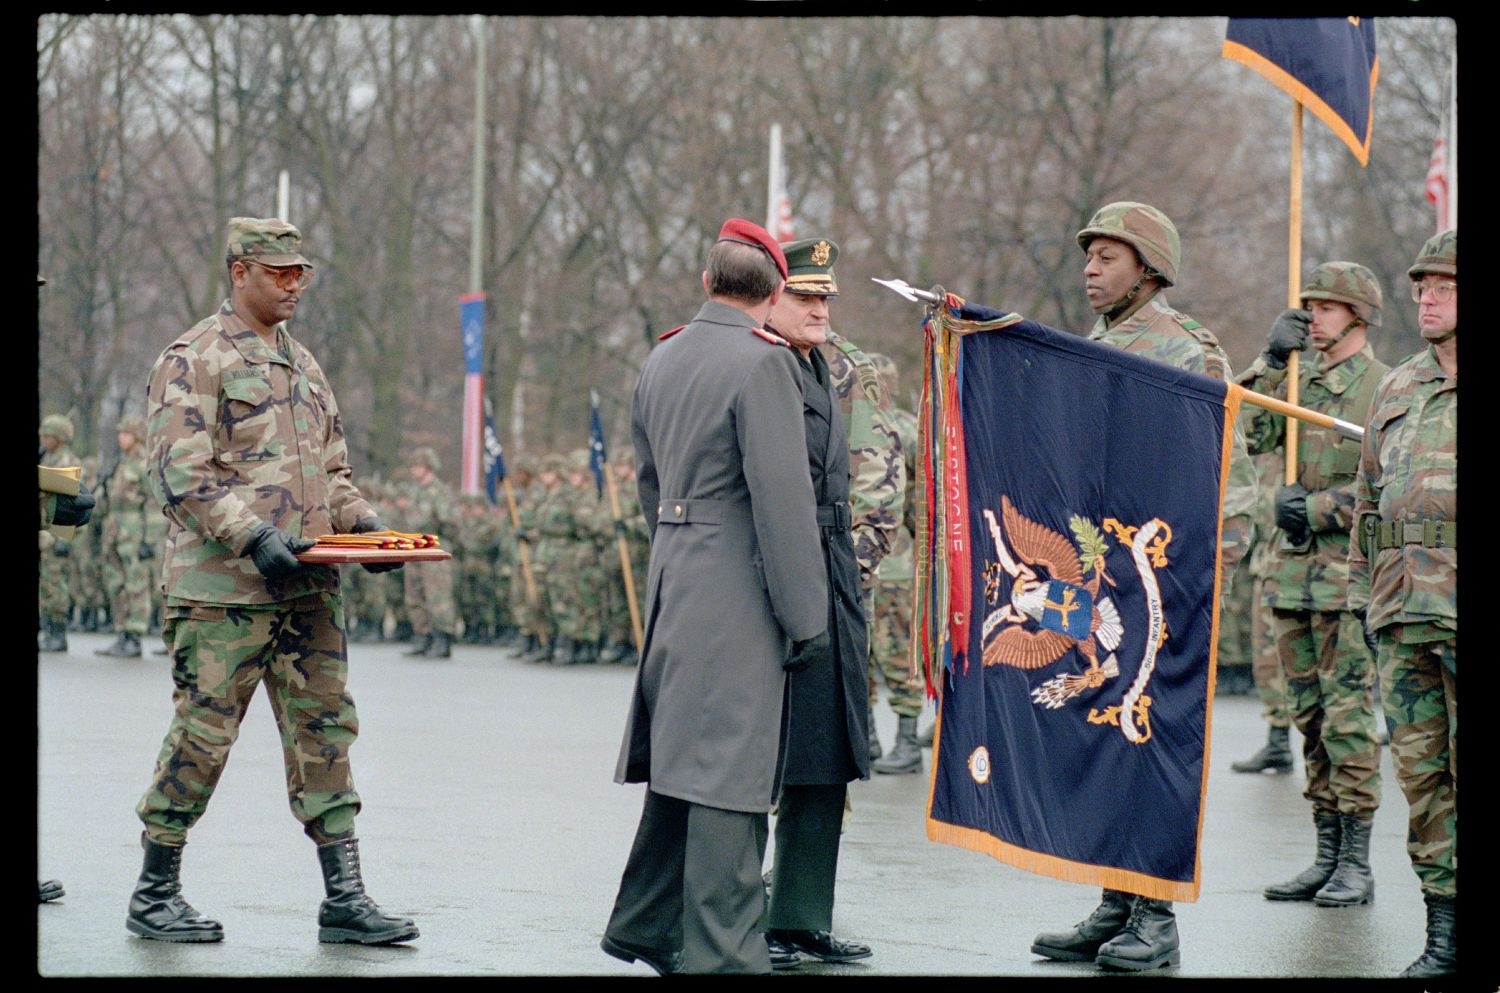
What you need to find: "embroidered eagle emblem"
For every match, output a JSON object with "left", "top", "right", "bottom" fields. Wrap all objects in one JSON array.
[{"left": 981, "top": 496, "right": 1124, "bottom": 708}]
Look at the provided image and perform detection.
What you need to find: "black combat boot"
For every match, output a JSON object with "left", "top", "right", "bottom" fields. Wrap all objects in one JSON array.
[
  {"left": 867, "top": 721, "right": 883, "bottom": 760},
  {"left": 1030, "top": 888, "right": 1133, "bottom": 962},
  {"left": 576, "top": 639, "right": 599, "bottom": 664},
  {"left": 1094, "top": 897, "right": 1179, "bottom": 971},
  {"left": 315, "top": 839, "right": 419, "bottom": 945},
  {"left": 125, "top": 836, "right": 224, "bottom": 942},
  {"left": 82, "top": 606, "right": 101, "bottom": 632},
  {"left": 553, "top": 637, "right": 579, "bottom": 665},
  {"left": 426, "top": 632, "right": 452, "bottom": 658},
  {"left": 1231, "top": 724, "right": 1293, "bottom": 774},
  {"left": 1264, "top": 809, "right": 1341, "bottom": 901},
  {"left": 1400, "top": 892, "right": 1456, "bottom": 979},
  {"left": 96, "top": 631, "right": 143, "bottom": 658},
  {"left": 38, "top": 618, "right": 68, "bottom": 653},
  {"left": 393, "top": 619, "right": 414, "bottom": 643},
  {"left": 872, "top": 716, "right": 924, "bottom": 774},
  {"left": 403, "top": 632, "right": 433, "bottom": 657},
  {"left": 1313, "top": 813, "right": 1374, "bottom": 907},
  {"left": 38, "top": 879, "right": 65, "bottom": 903},
  {"left": 598, "top": 638, "right": 626, "bottom": 664}
]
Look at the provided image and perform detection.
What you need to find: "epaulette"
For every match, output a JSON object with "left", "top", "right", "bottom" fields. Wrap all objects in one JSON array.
[
  {"left": 658, "top": 325, "right": 686, "bottom": 341},
  {"left": 749, "top": 326, "right": 789, "bottom": 346},
  {"left": 168, "top": 314, "right": 224, "bottom": 351}
]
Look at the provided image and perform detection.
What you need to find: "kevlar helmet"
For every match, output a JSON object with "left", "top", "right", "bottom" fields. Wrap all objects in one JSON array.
[
  {"left": 1076, "top": 202, "right": 1181, "bottom": 287},
  {"left": 1301, "top": 261, "right": 1383, "bottom": 329},
  {"left": 1408, "top": 228, "right": 1456, "bottom": 279}
]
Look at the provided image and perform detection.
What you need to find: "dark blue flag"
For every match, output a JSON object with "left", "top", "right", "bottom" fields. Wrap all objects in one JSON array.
[
  {"left": 924, "top": 303, "right": 1239, "bottom": 902},
  {"left": 588, "top": 390, "right": 607, "bottom": 499},
  {"left": 1224, "top": 17, "right": 1378, "bottom": 165},
  {"left": 483, "top": 396, "right": 506, "bottom": 505}
]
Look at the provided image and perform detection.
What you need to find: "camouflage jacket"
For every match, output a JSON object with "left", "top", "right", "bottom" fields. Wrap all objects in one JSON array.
[
  {"left": 1347, "top": 346, "right": 1457, "bottom": 632},
  {"left": 875, "top": 406, "right": 919, "bottom": 584},
  {"left": 1090, "top": 292, "right": 1257, "bottom": 574},
  {"left": 1238, "top": 344, "right": 1388, "bottom": 609},
  {"left": 407, "top": 475, "right": 456, "bottom": 538},
  {"left": 37, "top": 443, "right": 78, "bottom": 548},
  {"left": 146, "top": 301, "right": 374, "bottom": 605},
  {"left": 818, "top": 329, "right": 905, "bottom": 591},
  {"left": 101, "top": 444, "right": 151, "bottom": 545}
]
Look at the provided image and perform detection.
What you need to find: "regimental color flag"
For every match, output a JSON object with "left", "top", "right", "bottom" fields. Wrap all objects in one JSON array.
[
  {"left": 460, "top": 293, "right": 487, "bottom": 494},
  {"left": 916, "top": 296, "right": 1242, "bottom": 902},
  {"left": 588, "top": 390, "right": 607, "bottom": 499},
  {"left": 483, "top": 396, "right": 506, "bottom": 505},
  {"left": 1223, "top": 18, "right": 1378, "bottom": 166}
]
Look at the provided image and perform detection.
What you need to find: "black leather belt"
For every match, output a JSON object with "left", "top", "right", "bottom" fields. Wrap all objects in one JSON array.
[{"left": 817, "top": 503, "right": 851, "bottom": 532}]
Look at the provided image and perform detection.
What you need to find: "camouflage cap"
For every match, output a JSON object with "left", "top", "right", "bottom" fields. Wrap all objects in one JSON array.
[
  {"left": 224, "top": 217, "right": 311, "bottom": 267},
  {"left": 1408, "top": 228, "right": 1456, "bottom": 279},
  {"left": 39, "top": 413, "right": 74, "bottom": 443},
  {"left": 1076, "top": 202, "right": 1181, "bottom": 287},
  {"left": 566, "top": 448, "right": 590, "bottom": 471},
  {"left": 538, "top": 453, "right": 567, "bottom": 474},
  {"left": 1301, "top": 261, "right": 1382, "bottom": 329},
  {"left": 410, "top": 446, "right": 441, "bottom": 472},
  {"left": 117, "top": 413, "right": 147, "bottom": 441},
  {"left": 780, "top": 238, "right": 839, "bottom": 297}
]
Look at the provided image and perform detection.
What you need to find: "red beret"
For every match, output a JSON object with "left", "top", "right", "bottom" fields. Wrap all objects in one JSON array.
[{"left": 716, "top": 218, "right": 788, "bottom": 279}]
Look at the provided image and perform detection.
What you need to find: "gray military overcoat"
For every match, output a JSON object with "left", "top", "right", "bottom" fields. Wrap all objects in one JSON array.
[{"left": 614, "top": 300, "right": 828, "bottom": 813}]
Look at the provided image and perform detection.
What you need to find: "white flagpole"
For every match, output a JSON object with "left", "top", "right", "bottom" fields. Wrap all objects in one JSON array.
[
  {"left": 1447, "top": 55, "right": 1457, "bottom": 229},
  {"left": 766, "top": 123, "right": 782, "bottom": 236}
]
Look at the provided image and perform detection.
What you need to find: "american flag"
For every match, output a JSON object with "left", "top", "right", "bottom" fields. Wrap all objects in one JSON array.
[
  {"left": 1425, "top": 135, "right": 1449, "bottom": 233},
  {"left": 460, "top": 293, "right": 486, "bottom": 494}
]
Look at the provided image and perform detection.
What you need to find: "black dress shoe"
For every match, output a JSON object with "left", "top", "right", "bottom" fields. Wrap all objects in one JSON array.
[
  {"left": 770, "top": 928, "right": 872, "bottom": 963},
  {"left": 601, "top": 934, "right": 683, "bottom": 975},
  {"left": 765, "top": 934, "right": 802, "bottom": 970}
]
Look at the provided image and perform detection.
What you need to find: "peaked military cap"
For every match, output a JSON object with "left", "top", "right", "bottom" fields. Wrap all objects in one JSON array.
[
  {"left": 780, "top": 238, "right": 840, "bottom": 297},
  {"left": 225, "top": 217, "right": 311, "bottom": 267}
]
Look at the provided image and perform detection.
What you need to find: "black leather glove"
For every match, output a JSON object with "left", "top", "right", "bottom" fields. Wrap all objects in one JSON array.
[
  {"left": 785, "top": 630, "right": 831, "bottom": 674},
  {"left": 52, "top": 485, "right": 95, "bottom": 527},
  {"left": 352, "top": 515, "right": 403, "bottom": 574},
  {"left": 1274, "top": 483, "right": 1310, "bottom": 536},
  {"left": 137, "top": 541, "right": 156, "bottom": 561},
  {"left": 244, "top": 522, "right": 315, "bottom": 580},
  {"left": 1263, "top": 308, "right": 1311, "bottom": 369},
  {"left": 51, "top": 538, "right": 71, "bottom": 558},
  {"left": 514, "top": 528, "right": 531, "bottom": 545}
]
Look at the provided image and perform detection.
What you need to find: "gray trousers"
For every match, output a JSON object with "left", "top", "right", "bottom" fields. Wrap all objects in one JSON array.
[{"left": 605, "top": 788, "right": 771, "bottom": 974}]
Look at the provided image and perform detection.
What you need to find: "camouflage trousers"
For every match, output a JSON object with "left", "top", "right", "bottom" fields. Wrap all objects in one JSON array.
[
  {"left": 603, "top": 554, "right": 644, "bottom": 649},
  {"left": 38, "top": 544, "right": 71, "bottom": 622},
  {"left": 403, "top": 556, "right": 455, "bottom": 636},
  {"left": 458, "top": 564, "right": 498, "bottom": 632},
  {"left": 136, "top": 593, "right": 361, "bottom": 846},
  {"left": 1250, "top": 579, "right": 1290, "bottom": 727},
  {"left": 103, "top": 541, "right": 154, "bottom": 636},
  {"left": 1273, "top": 609, "right": 1382, "bottom": 816},
  {"left": 1378, "top": 626, "right": 1456, "bottom": 897},
  {"left": 514, "top": 558, "right": 551, "bottom": 641},
  {"left": 868, "top": 579, "right": 922, "bottom": 718}
]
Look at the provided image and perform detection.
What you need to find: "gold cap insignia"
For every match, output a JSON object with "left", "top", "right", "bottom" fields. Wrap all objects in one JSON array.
[{"left": 811, "top": 240, "right": 831, "bottom": 267}]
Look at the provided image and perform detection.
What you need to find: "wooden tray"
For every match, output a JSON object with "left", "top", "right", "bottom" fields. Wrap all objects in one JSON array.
[{"left": 296, "top": 546, "right": 452, "bottom": 565}]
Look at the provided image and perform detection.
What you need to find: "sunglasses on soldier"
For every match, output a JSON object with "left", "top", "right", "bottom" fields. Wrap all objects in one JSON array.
[{"left": 240, "top": 258, "right": 315, "bottom": 291}]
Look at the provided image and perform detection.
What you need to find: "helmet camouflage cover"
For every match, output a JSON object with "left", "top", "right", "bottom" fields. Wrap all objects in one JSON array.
[
  {"left": 1408, "top": 228, "right": 1456, "bottom": 280},
  {"left": 1076, "top": 201, "right": 1181, "bottom": 287},
  {"left": 117, "top": 413, "right": 147, "bottom": 441},
  {"left": 40, "top": 413, "right": 74, "bottom": 443},
  {"left": 1301, "top": 261, "right": 1383, "bottom": 329},
  {"left": 410, "top": 446, "right": 441, "bottom": 472}
]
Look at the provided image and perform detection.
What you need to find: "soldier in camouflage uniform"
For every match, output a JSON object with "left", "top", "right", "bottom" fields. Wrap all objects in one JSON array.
[
  {"left": 1348, "top": 229, "right": 1457, "bottom": 980},
  {"left": 70, "top": 454, "right": 109, "bottom": 633},
  {"left": 38, "top": 413, "right": 79, "bottom": 653},
  {"left": 97, "top": 414, "right": 156, "bottom": 658},
  {"left": 520, "top": 456, "right": 564, "bottom": 661},
  {"left": 456, "top": 492, "right": 502, "bottom": 644},
  {"left": 1238, "top": 261, "right": 1390, "bottom": 908},
  {"left": 1230, "top": 449, "right": 1296, "bottom": 774},
  {"left": 535, "top": 451, "right": 600, "bottom": 664},
  {"left": 127, "top": 217, "right": 415, "bottom": 946},
  {"left": 600, "top": 454, "right": 647, "bottom": 664},
  {"left": 401, "top": 447, "right": 457, "bottom": 658},
  {"left": 864, "top": 353, "right": 926, "bottom": 775},
  {"left": 1031, "top": 202, "right": 1257, "bottom": 973},
  {"left": 341, "top": 477, "right": 389, "bottom": 643}
]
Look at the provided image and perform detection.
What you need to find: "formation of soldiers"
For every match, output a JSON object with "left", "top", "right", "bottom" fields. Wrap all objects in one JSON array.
[{"left": 342, "top": 448, "right": 652, "bottom": 667}]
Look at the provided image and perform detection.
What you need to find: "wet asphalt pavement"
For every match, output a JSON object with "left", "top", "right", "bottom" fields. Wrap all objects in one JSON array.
[{"left": 36, "top": 630, "right": 1474, "bottom": 985}]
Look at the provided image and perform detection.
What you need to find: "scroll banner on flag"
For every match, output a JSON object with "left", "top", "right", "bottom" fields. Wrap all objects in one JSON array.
[
  {"left": 920, "top": 297, "right": 1241, "bottom": 902},
  {"left": 1223, "top": 17, "right": 1378, "bottom": 166},
  {"left": 460, "top": 292, "right": 486, "bottom": 494}
]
